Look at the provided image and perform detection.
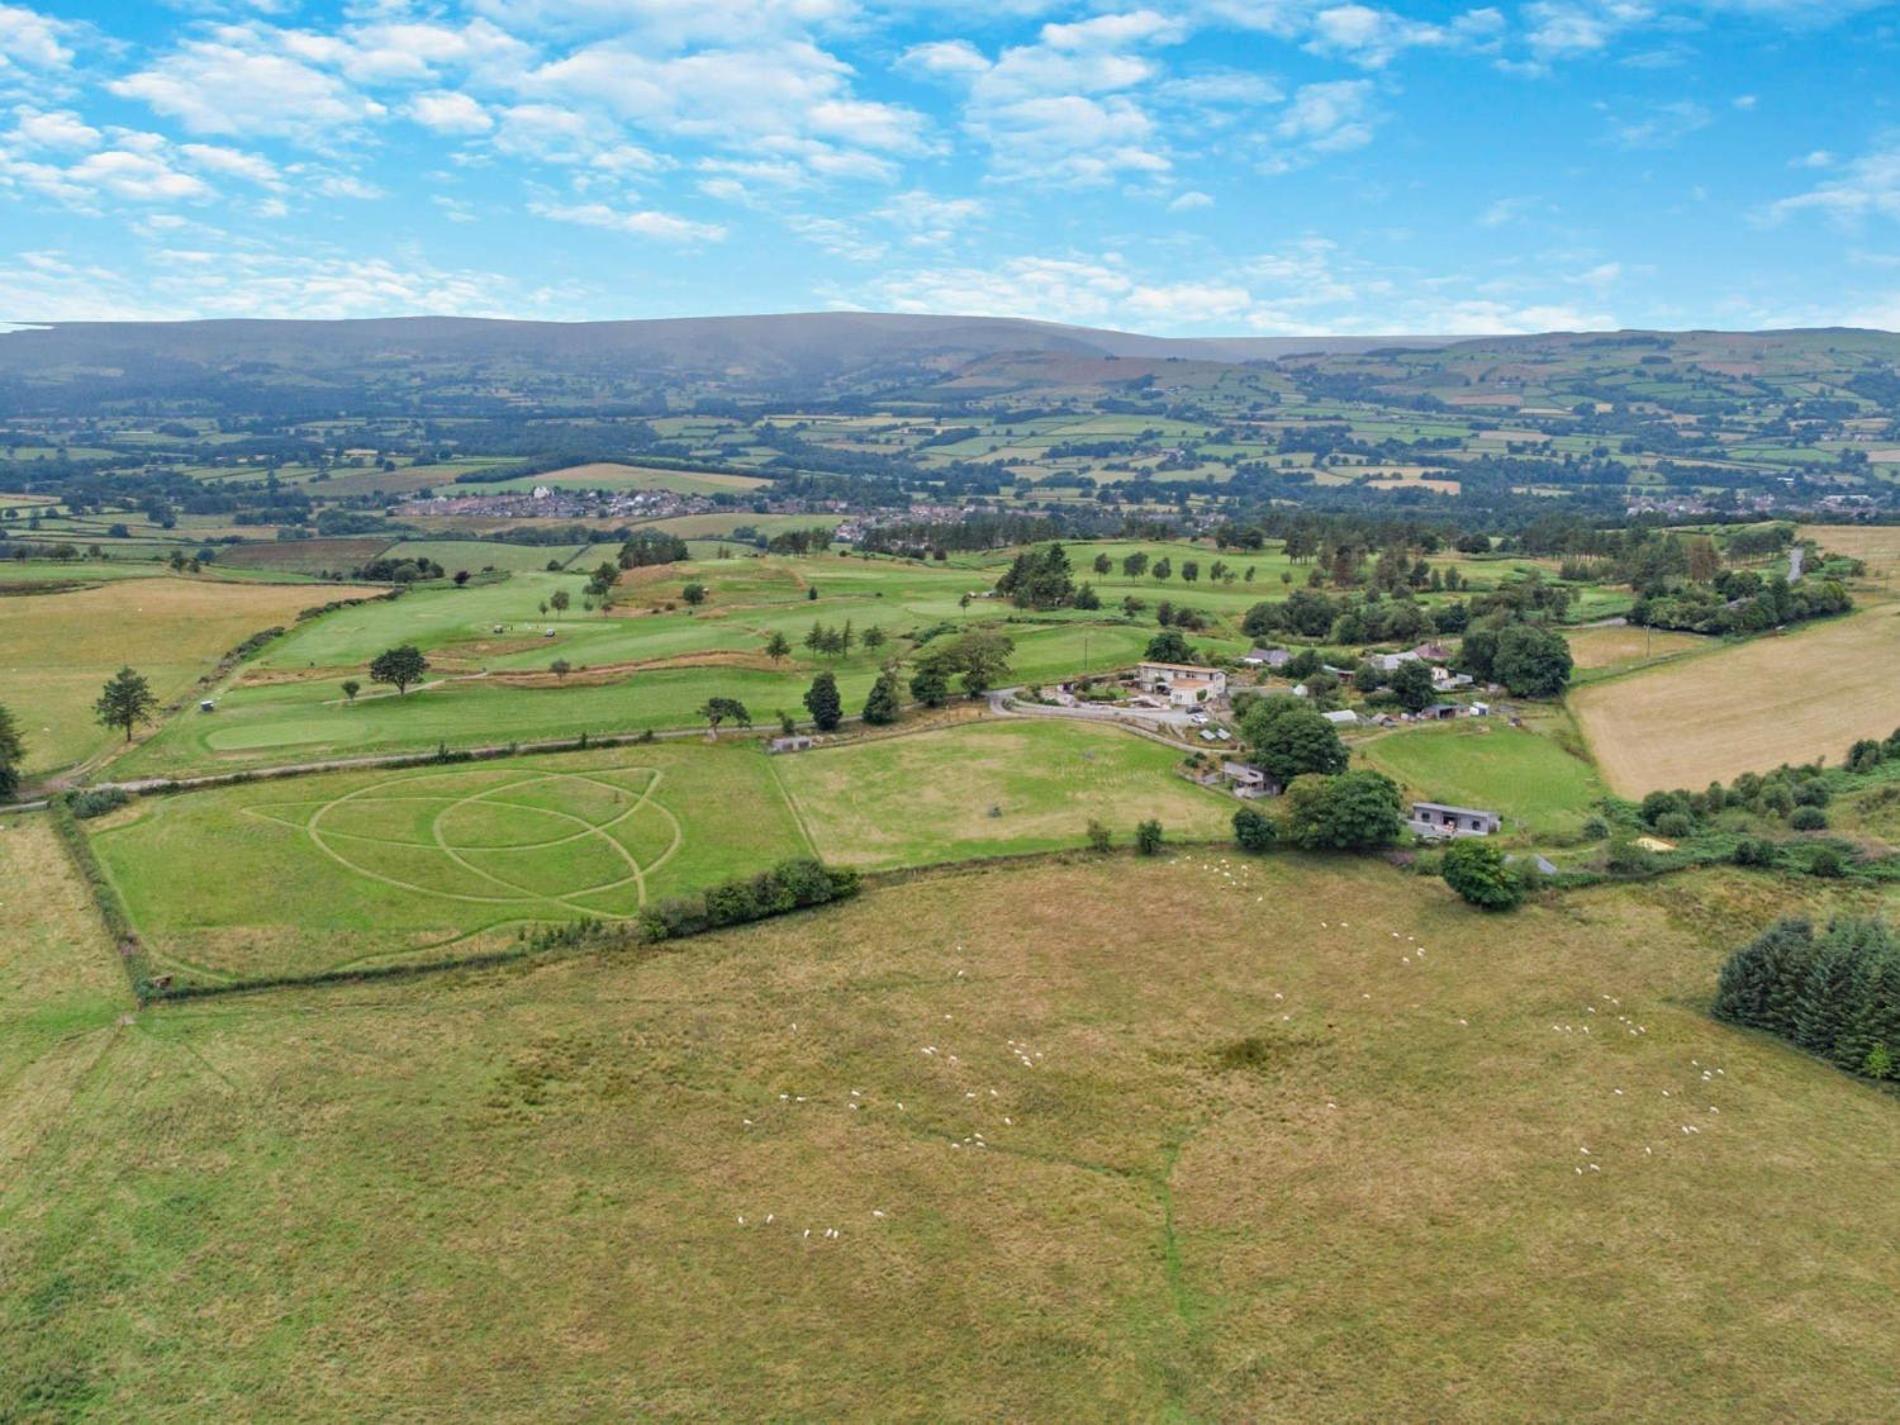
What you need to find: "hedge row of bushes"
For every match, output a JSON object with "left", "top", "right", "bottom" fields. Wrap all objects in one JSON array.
[
  {"left": 638, "top": 858, "right": 860, "bottom": 942},
  {"left": 47, "top": 798, "right": 155, "bottom": 996},
  {"left": 67, "top": 786, "right": 129, "bottom": 819}
]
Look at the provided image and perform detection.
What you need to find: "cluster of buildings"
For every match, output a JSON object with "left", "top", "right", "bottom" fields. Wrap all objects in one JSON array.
[{"left": 403, "top": 487, "right": 724, "bottom": 522}]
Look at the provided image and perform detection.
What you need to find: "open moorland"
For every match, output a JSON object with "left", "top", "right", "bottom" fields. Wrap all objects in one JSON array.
[{"left": 3, "top": 851, "right": 1897, "bottom": 1421}]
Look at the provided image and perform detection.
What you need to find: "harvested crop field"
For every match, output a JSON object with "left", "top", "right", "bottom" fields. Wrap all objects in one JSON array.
[
  {"left": 1570, "top": 607, "right": 1900, "bottom": 795},
  {"left": 0, "top": 576, "right": 381, "bottom": 776},
  {"left": 1566, "top": 623, "right": 1707, "bottom": 672}
]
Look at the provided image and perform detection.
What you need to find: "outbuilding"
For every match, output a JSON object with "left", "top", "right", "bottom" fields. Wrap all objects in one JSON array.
[{"left": 1409, "top": 802, "right": 1502, "bottom": 838}]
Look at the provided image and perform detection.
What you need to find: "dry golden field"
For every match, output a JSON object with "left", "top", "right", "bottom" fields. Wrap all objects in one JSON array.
[
  {"left": 0, "top": 575, "right": 380, "bottom": 776},
  {"left": 1801, "top": 523, "right": 1900, "bottom": 592},
  {"left": 1571, "top": 605, "right": 1900, "bottom": 794},
  {"left": 1565, "top": 623, "right": 1707, "bottom": 672}
]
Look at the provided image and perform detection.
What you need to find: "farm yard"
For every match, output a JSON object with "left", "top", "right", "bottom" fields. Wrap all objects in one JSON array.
[{"left": 4, "top": 853, "right": 1898, "bottom": 1421}]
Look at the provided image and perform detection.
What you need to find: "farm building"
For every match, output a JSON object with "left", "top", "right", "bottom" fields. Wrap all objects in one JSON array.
[
  {"left": 1221, "top": 761, "right": 1279, "bottom": 797},
  {"left": 1409, "top": 802, "right": 1502, "bottom": 838},
  {"left": 768, "top": 735, "right": 817, "bottom": 754},
  {"left": 1136, "top": 662, "right": 1227, "bottom": 706},
  {"left": 1321, "top": 709, "right": 1360, "bottom": 726},
  {"left": 1241, "top": 647, "right": 1290, "bottom": 669},
  {"left": 1369, "top": 650, "right": 1420, "bottom": 674},
  {"left": 1410, "top": 641, "right": 1453, "bottom": 662}
]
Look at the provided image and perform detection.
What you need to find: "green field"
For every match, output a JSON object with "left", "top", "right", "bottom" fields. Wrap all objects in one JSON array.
[
  {"left": 5, "top": 850, "right": 1897, "bottom": 1420},
  {"left": 774, "top": 718, "right": 1234, "bottom": 866},
  {"left": 1358, "top": 719, "right": 1607, "bottom": 838},
  {"left": 93, "top": 742, "right": 807, "bottom": 986},
  {"left": 109, "top": 552, "right": 1182, "bottom": 778}
]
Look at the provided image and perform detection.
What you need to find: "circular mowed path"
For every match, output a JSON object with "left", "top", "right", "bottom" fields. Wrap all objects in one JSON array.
[{"left": 274, "top": 766, "right": 681, "bottom": 916}]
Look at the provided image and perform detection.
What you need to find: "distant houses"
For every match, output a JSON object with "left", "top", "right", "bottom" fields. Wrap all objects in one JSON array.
[{"left": 1240, "top": 647, "right": 1291, "bottom": 670}]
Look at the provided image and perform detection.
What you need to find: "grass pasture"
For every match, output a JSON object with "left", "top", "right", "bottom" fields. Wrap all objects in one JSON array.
[
  {"left": 1571, "top": 605, "right": 1900, "bottom": 795},
  {"left": 92, "top": 742, "right": 806, "bottom": 986},
  {"left": 1358, "top": 720, "right": 1606, "bottom": 838},
  {"left": 3, "top": 856, "right": 1896, "bottom": 1420},
  {"left": 773, "top": 718, "right": 1233, "bottom": 866},
  {"left": 0, "top": 575, "right": 381, "bottom": 777},
  {"left": 385, "top": 539, "right": 587, "bottom": 572}
]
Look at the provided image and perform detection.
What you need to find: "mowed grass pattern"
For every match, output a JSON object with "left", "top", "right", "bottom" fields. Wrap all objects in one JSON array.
[
  {"left": 3, "top": 857, "right": 1896, "bottom": 1420},
  {"left": 774, "top": 718, "right": 1235, "bottom": 866},
  {"left": 93, "top": 742, "right": 806, "bottom": 985}
]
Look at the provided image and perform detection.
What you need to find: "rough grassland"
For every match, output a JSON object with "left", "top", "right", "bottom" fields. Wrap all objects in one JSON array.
[
  {"left": 0, "top": 816, "right": 128, "bottom": 1182},
  {"left": 2, "top": 857, "right": 1895, "bottom": 1421},
  {"left": 1565, "top": 623, "right": 1706, "bottom": 672},
  {"left": 1357, "top": 720, "right": 1605, "bottom": 837},
  {"left": 774, "top": 718, "right": 1234, "bottom": 866},
  {"left": 91, "top": 742, "right": 807, "bottom": 986},
  {"left": 0, "top": 576, "right": 381, "bottom": 776},
  {"left": 1571, "top": 604, "right": 1900, "bottom": 795}
]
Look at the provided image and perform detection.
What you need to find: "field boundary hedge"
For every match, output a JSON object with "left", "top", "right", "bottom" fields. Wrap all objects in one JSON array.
[{"left": 47, "top": 799, "right": 157, "bottom": 999}]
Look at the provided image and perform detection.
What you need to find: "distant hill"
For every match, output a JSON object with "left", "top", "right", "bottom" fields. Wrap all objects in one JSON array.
[{"left": 0, "top": 312, "right": 1454, "bottom": 393}]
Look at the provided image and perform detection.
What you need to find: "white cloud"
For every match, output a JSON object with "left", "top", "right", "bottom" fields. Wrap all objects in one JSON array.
[
  {"left": 316, "top": 174, "right": 386, "bottom": 200},
  {"left": 1304, "top": 5, "right": 1504, "bottom": 70},
  {"left": 873, "top": 188, "right": 983, "bottom": 241},
  {"left": 8, "top": 105, "right": 97, "bottom": 150},
  {"left": 907, "top": 14, "right": 1183, "bottom": 185},
  {"left": 1168, "top": 189, "right": 1212, "bottom": 210},
  {"left": 850, "top": 252, "right": 1257, "bottom": 330},
  {"left": 0, "top": 4, "right": 74, "bottom": 79},
  {"left": 179, "top": 143, "right": 282, "bottom": 188},
  {"left": 1608, "top": 98, "right": 1711, "bottom": 148},
  {"left": 1, "top": 143, "right": 214, "bottom": 207},
  {"left": 110, "top": 35, "right": 388, "bottom": 142},
  {"left": 1262, "top": 80, "right": 1379, "bottom": 170},
  {"left": 531, "top": 198, "right": 726, "bottom": 243},
  {"left": 1769, "top": 143, "right": 1900, "bottom": 225},
  {"left": 409, "top": 91, "right": 493, "bottom": 135}
]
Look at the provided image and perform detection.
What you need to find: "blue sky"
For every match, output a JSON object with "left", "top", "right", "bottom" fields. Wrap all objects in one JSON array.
[{"left": 1, "top": 1, "right": 1897, "bottom": 334}]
